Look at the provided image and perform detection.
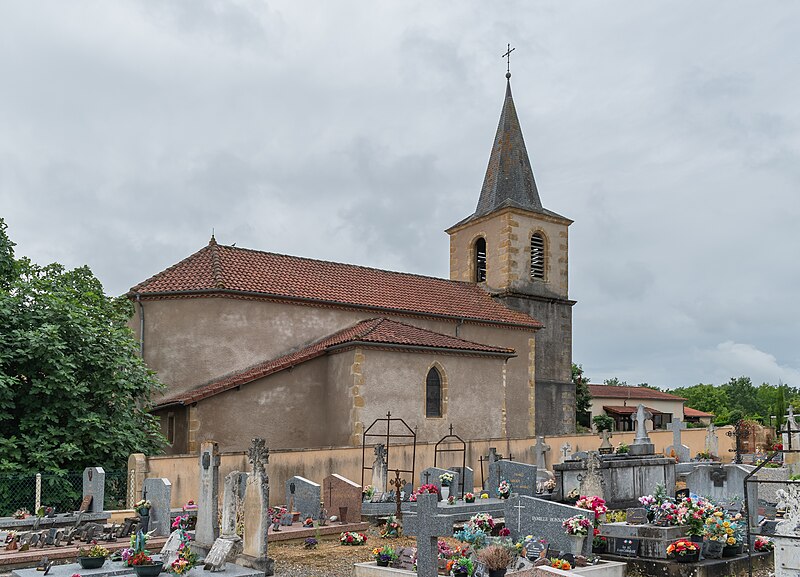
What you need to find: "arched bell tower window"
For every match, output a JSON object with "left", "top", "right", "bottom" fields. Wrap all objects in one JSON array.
[
  {"left": 426, "top": 367, "right": 442, "bottom": 417},
  {"left": 530, "top": 232, "right": 545, "bottom": 280},
  {"left": 474, "top": 237, "right": 487, "bottom": 282}
]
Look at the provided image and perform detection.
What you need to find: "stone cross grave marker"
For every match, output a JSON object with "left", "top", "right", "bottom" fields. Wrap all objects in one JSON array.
[
  {"left": 196, "top": 440, "right": 221, "bottom": 548},
  {"left": 237, "top": 438, "right": 274, "bottom": 574},
  {"left": 323, "top": 474, "right": 362, "bottom": 524},
  {"left": 560, "top": 443, "right": 572, "bottom": 463},
  {"left": 405, "top": 493, "right": 455, "bottom": 577},
  {"left": 705, "top": 424, "right": 719, "bottom": 457},
  {"left": 142, "top": 478, "right": 171, "bottom": 536},
  {"left": 488, "top": 460, "right": 537, "bottom": 497},
  {"left": 598, "top": 430, "right": 613, "bottom": 454},
  {"left": 665, "top": 418, "right": 690, "bottom": 462},
  {"left": 284, "top": 476, "right": 320, "bottom": 520},
  {"left": 504, "top": 495, "right": 593, "bottom": 557},
  {"left": 371, "top": 444, "right": 388, "bottom": 493},
  {"left": 82, "top": 468, "right": 105, "bottom": 514},
  {"left": 630, "top": 404, "right": 655, "bottom": 455},
  {"left": 221, "top": 471, "right": 248, "bottom": 538},
  {"left": 532, "top": 437, "right": 551, "bottom": 470}
]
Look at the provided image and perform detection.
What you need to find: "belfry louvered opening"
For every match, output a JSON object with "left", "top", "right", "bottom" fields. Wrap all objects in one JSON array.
[
  {"left": 530, "top": 233, "right": 545, "bottom": 280},
  {"left": 475, "top": 238, "right": 487, "bottom": 282}
]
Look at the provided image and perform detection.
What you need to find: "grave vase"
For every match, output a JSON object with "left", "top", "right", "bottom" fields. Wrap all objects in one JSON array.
[
  {"left": 569, "top": 534, "right": 586, "bottom": 556},
  {"left": 339, "top": 506, "right": 348, "bottom": 524},
  {"left": 723, "top": 543, "right": 743, "bottom": 557},
  {"left": 138, "top": 508, "right": 150, "bottom": 533},
  {"left": 440, "top": 486, "right": 450, "bottom": 500},
  {"left": 488, "top": 569, "right": 507, "bottom": 577}
]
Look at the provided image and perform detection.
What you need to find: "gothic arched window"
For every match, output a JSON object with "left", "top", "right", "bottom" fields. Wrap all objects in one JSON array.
[
  {"left": 474, "top": 237, "right": 487, "bottom": 282},
  {"left": 530, "top": 232, "right": 545, "bottom": 280},
  {"left": 426, "top": 367, "right": 442, "bottom": 418}
]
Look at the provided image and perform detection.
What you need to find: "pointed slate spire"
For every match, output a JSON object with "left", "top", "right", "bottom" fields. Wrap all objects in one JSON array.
[{"left": 474, "top": 77, "right": 542, "bottom": 217}]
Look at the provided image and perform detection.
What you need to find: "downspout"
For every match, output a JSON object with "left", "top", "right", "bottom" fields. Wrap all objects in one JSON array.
[
  {"left": 455, "top": 317, "right": 465, "bottom": 338},
  {"left": 135, "top": 293, "right": 145, "bottom": 359}
]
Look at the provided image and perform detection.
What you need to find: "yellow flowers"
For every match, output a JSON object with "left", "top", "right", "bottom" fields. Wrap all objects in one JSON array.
[{"left": 723, "top": 521, "right": 730, "bottom": 528}]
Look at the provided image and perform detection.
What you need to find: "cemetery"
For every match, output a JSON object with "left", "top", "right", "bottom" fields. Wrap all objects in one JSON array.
[{"left": 0, "top": 408, "right": 799, "bottom": 577}]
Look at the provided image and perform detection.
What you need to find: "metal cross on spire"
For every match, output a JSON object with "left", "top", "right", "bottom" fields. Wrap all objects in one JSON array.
[{"left": 502, "top": 43, "right": 515, "bottom": 77}]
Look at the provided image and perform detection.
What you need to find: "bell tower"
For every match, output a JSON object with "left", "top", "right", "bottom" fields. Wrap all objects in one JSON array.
[{"left": 446, "top": 72, "right": 576, "bottom": 435}]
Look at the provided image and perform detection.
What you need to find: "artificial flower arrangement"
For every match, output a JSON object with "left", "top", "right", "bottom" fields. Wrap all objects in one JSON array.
[
  {"left": 409, "top": 483, "right": 440, "bottom": 501},
  {"left": 122, "top": 530, "right": 156, "bottom": 566},
  {"left": 304, "top": 537, "right": 317, "bottom": 549},
  {"left": 675, "top": 496, "right": 715, "bottom": 536},
  {"left": 13, "top": 508, "right": 29, "bottom": 519},
  {"left": 550, "top": 558, "right": 572, "bottom": 571},
  {"left": 498, "top": 528, "right": 511, "bottom": 537},
  {"left": 562, "top": 514, "right": 592, "bottom": 536},
  {"left": 134, "top": 499, "right": 151, "bottom": 514},
  {"left": 464, "top": 492, "right": 475, "bottom": 503},
  {"left": 167, "top": 515, "right": 197, "bottom": 575},
  {"left": 268, "top": 506, "right": 287, "bottom": 523},
  {"left": 447, "top": 496, "right": 457, "bottom": 505},
  {"left": 182, "top": 500, "right": 198, "bottom": 511},
  {"left": 754, "top": 536, "right": 774, "bottom": 552},
  {"left": 666, "top": 539, "right": 699, "bottom": 558},
  {"left": 575, "top": 495, "right": 608, "bottom": 534},
  {"left": 704, "top": 511, "right": 743, "bottom": 545},
  {"left": 363, "top": 485, "right": 376, "bottom": 501},
  {"left": 78, "top": 543, "right": 110, "bottom": 558},
  {"left": 439, "top": 472, "right": 454, "bottom": 487},
  {"left": 497, "top": 480, "right": 511, "bottom": 498},
  {"left": 468, "top": 513, "right": 495, "bottom": 533},
  {"left": 373, "top": 545, "right": 399, "bottom": 564},
  {"left": 480, "top": 493, "right": 489, "bottom": 499},
  {"left": 381, "top": 515, "right": 401, "bottom": 538},
  {"left": 542, "top": 478, "right": 556, "bottom": 492},
  {"left": 129, "top": 552, "right": 154, "bottom": 567},
  {"left": 451, "top": 555, "right": 474, "bottom": 576},
  {"left": 340, "top": 531, "right": 367, "bottom": 546},
  {"left": 616, "top": 442, "right": 630, "bottom": 454}
]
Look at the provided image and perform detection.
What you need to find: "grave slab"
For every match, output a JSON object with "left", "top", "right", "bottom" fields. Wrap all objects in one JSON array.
[
  {"left": 600, "top": 522, "right": 688, "bottom": 559},
  {"left": 141, "top": 478, "right": 171, "bottom": 537},
  {"left": 322, "top": 474, "right": 361, "bottom": 522},
  {"left": 12, "top": 561, "right": 264, "bottom": 577},
  {"left": 82, "top": 468, "right": 105, "bottom": 514},
  {"left": 284, "top": 476, "right": 321, "bottom": 520},
  {"left": 504, "top": 495, "right": 592, "bottom": 557},
  {"left": 487, "top": 461, "right": 538, "bottom": 497}
]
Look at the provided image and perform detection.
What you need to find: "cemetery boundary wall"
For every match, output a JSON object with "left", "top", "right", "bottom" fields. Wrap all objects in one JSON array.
[{"left": 130, "top": 427, "right": 734, "bottom": 508}]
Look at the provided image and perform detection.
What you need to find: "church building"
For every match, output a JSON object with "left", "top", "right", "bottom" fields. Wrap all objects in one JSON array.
[{"left": 129, "top": 74, "right": 576, "bottom": 455}]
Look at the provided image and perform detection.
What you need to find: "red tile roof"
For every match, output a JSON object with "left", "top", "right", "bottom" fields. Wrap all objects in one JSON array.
[
  {"left": 130, "top": 239, "right": 541, "bottom": 329},
  {"left": 588, "top": 384, "right": 687, "bottom": 402},
  {"left": 155, "top": 317, "right": 516, "bottom": 407},
  {"left": 683, "top": 406, "right": 715, "bottom": 418}
]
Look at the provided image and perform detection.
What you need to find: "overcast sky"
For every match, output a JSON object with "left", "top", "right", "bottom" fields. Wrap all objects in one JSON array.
[{"left": 2, "top": 1, "right": 798, "bottom": 390}]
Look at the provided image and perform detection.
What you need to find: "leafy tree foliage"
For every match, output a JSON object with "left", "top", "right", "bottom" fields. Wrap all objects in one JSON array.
[
  {"left": 603, "top": 377, "right": 627, "bottom": 387},
  {"left": 572, "top": 363, "right": 592, "bottom": 429},
  {"left": 0, "top": 219, "right": 164, "bottom": 473}
]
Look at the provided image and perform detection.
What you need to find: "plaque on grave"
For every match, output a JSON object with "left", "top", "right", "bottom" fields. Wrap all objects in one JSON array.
[
  {"left": 598, "top": 447, "right": 613, "bottom": 455},
  {"left": 397, "top": 547, "right": 416, "bottom": 570},
  {"left": 615, "top": 537, "right": 640, "bottom": 557},
  {"left": 524, "top": 538, "right": 548, "bottom": 560},
  {"left": 626, "top": 508, "right": 648, "bottom": 525},
  {"left": 675, "top": 488, "right": 690, "bottom": 500},
  {"left": 473, "top": 562, "right": 487, "bottom": 577},
  {"left": 205, "top": 537, "right": 237, "bottom": 571},
  {"left": 78, "top": 495, "right": 93, "bottom": 513}
]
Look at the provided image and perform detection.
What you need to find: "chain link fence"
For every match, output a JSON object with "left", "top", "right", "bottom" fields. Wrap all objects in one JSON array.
[{"left": 0, "top": 470, "right": 128, "bottom": 516}]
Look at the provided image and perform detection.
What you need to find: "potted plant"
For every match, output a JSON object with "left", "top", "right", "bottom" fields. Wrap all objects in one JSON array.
[
  {"left": 304, "top": 537, "right": 318, "bottom": 549},
  {"left": 451, "top": 555, "right": 474, "bottom": 577},
  {"left": 616, "top": 442, "right": 630, "bottom": 455},
  {"left": 131, "top": 552, "right": 162, "bottom": 577},
  {"left": 78, "top": 543, "right": 110, "bottom": 569},
  {"left": 372, "top": 545, "right": 398, "bottom": 567},
  {"left": 477, "top": 544, "right": 513, "bottom": 577},
  {"left": 363, "top": 485, "right": 376, "bottom": 502},
  {"left": 464, "top": 492, "right": 475, "bottom": 503},
  {"left": 666, "top": 539, "right": 700, "bottom": 563},
  {"left": 134, "top": 499, "right": 151, "bottom": 532},
  {"left": 497, "top": 480, "right": 511, "bottom": 499},
  {"left": 562, "top": 514, "right": 592, "bottom": 555},
  {"left": 702, "top": 511, "right": 729, "bottom": 558},
  {"left": 721, "top": 513, "right": 744, "bottom": 557}
]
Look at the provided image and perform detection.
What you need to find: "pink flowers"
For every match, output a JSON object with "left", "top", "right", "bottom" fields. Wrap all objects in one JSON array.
[
  {"left": 499, "top": 528, "right": 511, "bottom": 537},
  {"left": 563, "top": 514, "right": 592, "bottom": 536}
]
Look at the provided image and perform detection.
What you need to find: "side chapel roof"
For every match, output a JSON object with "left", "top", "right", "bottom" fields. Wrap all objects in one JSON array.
[
  {"left": 154, "top": 317, "right": 516, "bottom": 407},
  {"left": 130, "top": 238, "right": 542, "bottom": 329}
]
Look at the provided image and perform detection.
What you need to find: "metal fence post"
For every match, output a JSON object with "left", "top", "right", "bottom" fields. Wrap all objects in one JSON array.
[{"left": 35, "top": 473, "right": 41, "bottom": 511}]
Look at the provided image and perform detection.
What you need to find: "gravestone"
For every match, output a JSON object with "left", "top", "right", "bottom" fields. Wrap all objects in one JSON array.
[
  {"left": 629, "top": 404, "right": 655, "bottom": 456},
  {"left": 371, "top": 444, "right": 388, "bottom": 493},
  {"left": 221, "top": 471, "right": 248, "bottom": 538},
  {"left": 487, "top": 460, "right": 537, "bottom": 497},
  {"left": 532, "top": 437, "right": 551, "bottom": 470},
  {"left": 323, "top": 474, "right": 361, "bottom": 521},
  {"left": 626, "top": 508, "right": 648, "bottom": 525},
  {"left": 774, "top": 484, "right": 800, "bottom": 577},
  {"left": 665, "top": 419, "right": 690, "bottom": 462},
  {"left": 504, "top": 495, "right": 592, "bottom": 557},
  {"left": 284, "top": 476, "right": 321, "bottom": 520},
  {"left": 237, "top": 438, "right": 274, "bottom": 575},
  {"left": 419, "top": 467, "right": 459, "bottom": 496},
  {"left": 141, "top": 478, "right": 171, "bottom": 536},
  {"left": 705, "top": 424, "right": 719, "bottom": 457},
  {"left": 82, "top": 468, "right": 105, "bottom": 514},
  {"left": 560, "top": 443, "right": 572, "bottom": 464},
  {"left": 451, "top": 466, "right": 474, "bottom": 495},
  {"left": 598, "top": 431, "right": 613, "bottom": 455},
  {"left": 405, "top": 493, "right": 455, "bottom": 577},
  {"left": 578, "top": 452, "right": 604, "bottom": 499},
  {"left": 196, "top": 440, "right": 221, "bottom": 549},
  {"left": 204, "top": 537, "right": 237, "bottom": 572},
  {"left": 685, "top": 464, "right": 757, "bottom": 524},
  {"left": 160, "top": 530, "right": 182, "bottom": 569}
]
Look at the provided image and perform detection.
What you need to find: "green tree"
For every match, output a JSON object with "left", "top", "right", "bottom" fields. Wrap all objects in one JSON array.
[
  {"left": 572, "top": 363, "right": 592, "bottom": 429},
  {"left": 604, "top": 377, "right": 628, "bottom": 387},
  {"left": 0, "top": 218, "right": 165, "bottom": 473}
]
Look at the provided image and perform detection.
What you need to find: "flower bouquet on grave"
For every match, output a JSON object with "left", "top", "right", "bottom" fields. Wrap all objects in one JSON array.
[
  {"left": 381, "top": 515, "right": 401, "bottom": 538},
  {"left": 167, "top": 516, "right": 197, "bottom": 575},
  {"left": 439, "top": 472, "right": 454, "bottom": 487},
  {"left": 363, "top": 485, "right": 376, "bottom": 502},
  {"left": 304, "top": 537, "right": 318, "bottom": 549},
  {"left": 666, "top": 539, "right": 700, "bottom": 563},
  {"left": 13, "top": 508, "right": 29, "bottom": 519},
  {"left": 575, "top": 495, "right": 608, "bottom": 530},
  {"left": 615, "top": 442, "right": 630, "bottom": 454},
  {"left": 447, "top": 496, "right": 457, "bottom": 505},
  {"left": 497, "top": 480, "right": 511, "bottom": 499},
  {"left": 675, "top": 496, "right": 713, "bottom": 537},
  {"left": 77, "top": 542, "right": 110, "bottom": 569},
  {"left": 340, "top": 531, "right": 367, "bottom": 546},
  {"left": 754, "top": 536, "right": 774, "bottom": 552},
  {"left": 549, "top": 558, "right": 572, "bottom": 571},
  {"left": 373, "top": 545, "right": 399, "bottom": 566},
  {"left": 465, "top": 492, "right": 475, "bottom": 503},
  {"left": 468, "top": 513, "right": 495, "bottom": 533},
  {"left": 454, "top": 526, "right": 488, "bottom": 550},
  {"left": 562, "top": 515, "right": 592, "bottom": 536},
  {"left": 134, "top": 499, "right": 151, "bottom": 516},
  {"left": 410, "top": 483, "right": 439, "bottom": 501},
  {"left": 451, "top": 555, "right": 474, "bottom": 577}
]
